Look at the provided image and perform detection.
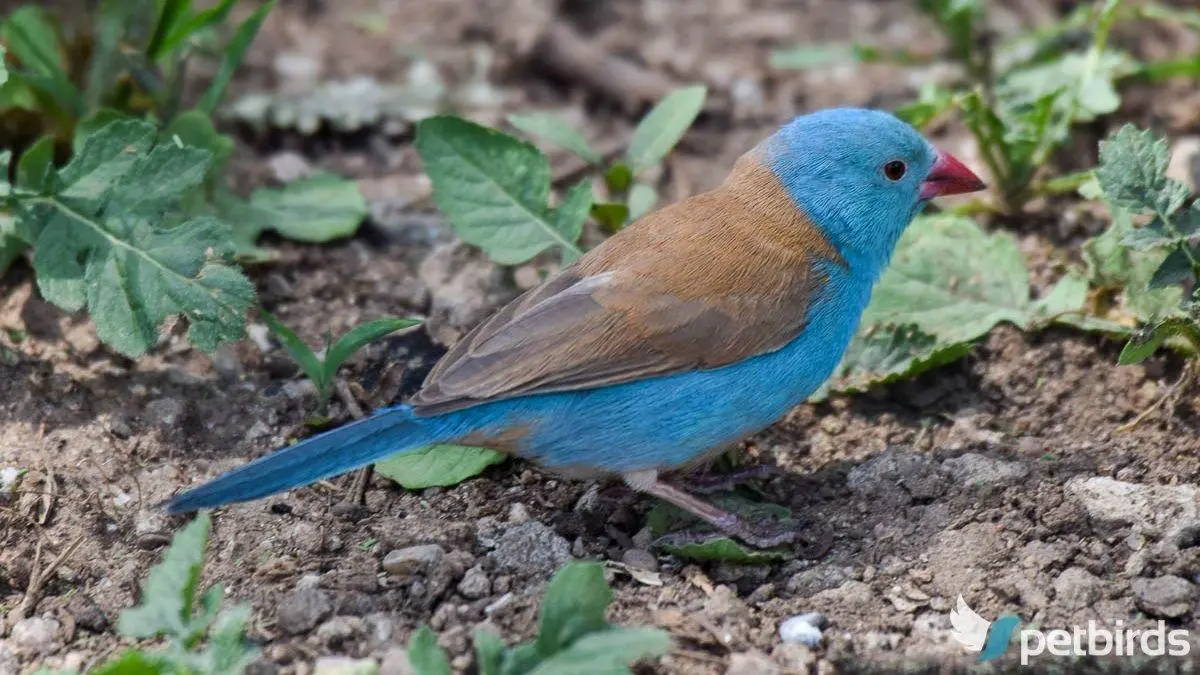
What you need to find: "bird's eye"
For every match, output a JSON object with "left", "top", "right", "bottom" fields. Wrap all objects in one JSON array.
[{"left": 883, "top": 160, "right": 907, "bottom": 181}]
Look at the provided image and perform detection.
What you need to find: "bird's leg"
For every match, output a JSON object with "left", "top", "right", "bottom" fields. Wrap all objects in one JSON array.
[
  {"left": 623, "top": 470, "right": 797, "bottom": 550},
  {"left": 684, "top": 463, "right": 776, "bottom": 494}
]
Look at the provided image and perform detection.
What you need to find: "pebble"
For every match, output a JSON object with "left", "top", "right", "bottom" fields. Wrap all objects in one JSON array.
[
  {"left": 727, "top": 650, "right": 780, "bottom": 675},
  {"left": 316, "top": 616, "right": 364, "bottom": 646},
  {"left": 379, "top": 646, "right": 414, "bottom": 675},
  {"left": 506, "top": 502, "right": 531, "bottom": 524},
  {"left": 144, "top": 397, "right": 183, "bottom": 428},
  {"left": 491, "top": 521, "right": 573, "bottom": 575},
  {"left": 621, "top": 548, "right": 659, "bottom": 573},
  {"left": 312, "top": 656, "right": 379, "bottom": 675},
  {"left": 458, "top": 566, "right": 492, "bottom": 599},
  {"left": 779, "top": 612, "right": 826, "bottom": 647},
  {"left": 1132, "top": 575, "right": 1195, "bottom": 619},
  {"left": 11, "top": 617, "right": 61, "bottom": 656},
  {"left": 382, "top": 544, "right": 447, "bottom": 576},
  {"left": 277, "top": 586, "right": 334, "bottom": 635},
  {"left": 941, "top": 453, "right": 1029, "bottom": 487}
]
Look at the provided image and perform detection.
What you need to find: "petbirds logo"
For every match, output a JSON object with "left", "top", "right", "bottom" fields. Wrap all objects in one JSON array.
[
  {"left": 950, "top": 594, "right": 1192, "bottom": 665},
  {"left": 950, "top": 595, "right": 1020, "bottom": 662}
]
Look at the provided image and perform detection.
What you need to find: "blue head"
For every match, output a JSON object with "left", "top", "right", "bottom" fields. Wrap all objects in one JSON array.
[{"left": 762, "top": 108, "right": 984, "bottom": 276}]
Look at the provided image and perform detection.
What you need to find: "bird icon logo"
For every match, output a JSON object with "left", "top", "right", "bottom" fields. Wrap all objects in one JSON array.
[{"left": 950, "top": 595, "right": 1021, "bottom": 662}]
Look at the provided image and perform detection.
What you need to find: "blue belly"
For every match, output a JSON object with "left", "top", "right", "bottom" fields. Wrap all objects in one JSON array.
[{"left": 448, "top": 264, "right": 873, "bottom": 474}]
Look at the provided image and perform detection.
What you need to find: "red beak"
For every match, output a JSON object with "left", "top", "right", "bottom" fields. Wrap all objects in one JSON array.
[{"left": 920, "top": 150, "right": 987, "bottom": 200}]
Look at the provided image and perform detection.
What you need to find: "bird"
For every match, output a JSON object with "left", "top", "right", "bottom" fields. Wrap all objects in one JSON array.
[{"left": 165, "top": 108, "right": 986, "bottom": 548}]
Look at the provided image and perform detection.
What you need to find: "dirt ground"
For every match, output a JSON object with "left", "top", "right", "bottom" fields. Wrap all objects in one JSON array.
[{"left": 3, "top": 0, "right": 1200, "bottom": 673}]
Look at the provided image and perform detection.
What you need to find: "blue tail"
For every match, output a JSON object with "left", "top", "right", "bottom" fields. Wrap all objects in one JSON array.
[{"left": 164, "top": 405, "right": 449, "bottom": 513}]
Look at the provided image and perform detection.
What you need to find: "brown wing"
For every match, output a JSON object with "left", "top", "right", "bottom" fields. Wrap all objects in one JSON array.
[{"left": 409, "top": 153, "right": 845, "bottom": 416}]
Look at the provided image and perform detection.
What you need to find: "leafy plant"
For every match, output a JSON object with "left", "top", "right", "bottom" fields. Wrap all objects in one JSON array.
[
  {"left": 816, "top": 214, "right": 1095, "bottom": 397},
  {"left": 3, "top": 118, "right": 255, "bottom": 357},
  {"left": 374, "top": 443, "right": 506, "bottom": 490},
  {"left": 261, "top": 313, "right": 422, "bottom": 417},
  {"left": 0, "top": 0, "right": 369, "bottom": 267},
  {"left": 1089, "top": 125, "right": 1200, "bottom": 363},
  {"left": 91, "top": 513, "right": 259, "bottom": 675},
  {"left": 405, "top": 562, "right": 671, "bottom": 675},
  {"left": 508, "top": 85, "right": 706, "bottom": 233},
  {"left": 771, "top": 0, "right": 1200, "bottom": 212}
]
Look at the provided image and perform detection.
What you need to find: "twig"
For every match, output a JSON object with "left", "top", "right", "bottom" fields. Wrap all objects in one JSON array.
[
  {"left": 8, "top": 535, "right": 85, "bottom": 624},
  {"left": 1116, "top": 362, "right": 1193, "bottom": 433},
  {"left": 534, "top": 22, "right": 677, "bottom": 111}
]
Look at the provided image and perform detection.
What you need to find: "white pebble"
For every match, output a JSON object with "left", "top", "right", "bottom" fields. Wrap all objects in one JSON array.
[{"left": 779, "top": 613, "right": 824, "bottom": 647}]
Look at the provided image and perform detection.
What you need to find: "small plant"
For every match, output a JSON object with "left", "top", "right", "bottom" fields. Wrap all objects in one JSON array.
[
  {"left": 414, "top": 85, "right": 706, "bottom": 266},
  {"left": 508, "top": 85, "right": 707, "bottom": 233},
  {"left": 90, "top": 513, "right": 258, "bottom": 675},
  {"left": 1089, "top": 125, "right": 1200, "bottom": 363},
  {"left": 405, "top": 562, "right": 671, "bottom": 675},
  {"left": 261, "top": 313, "right": 422, "bottom": 418},
  {"left": 772, "top": 0, "right": 1200, "bottom": 212}
]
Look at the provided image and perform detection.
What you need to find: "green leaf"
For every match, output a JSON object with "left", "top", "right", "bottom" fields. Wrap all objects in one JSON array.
[
  {"left": 324, "top": 317, "right": 422, "bottom": 382},
  {"left": 248, "top": 173, "right": 368, "bottom": 243},
  {"left": 625, "top": 85, "right": 706, "bottom": 174},
  {"left": 85, "top": 0, "right": 144, "bottom": 108},
  {"left": 604, "top": 163, "right": 632, "bottom": 193},
  {"left": 819, "top": 325, "right": 972, "bottom": 397},
  {"left": 118, "top": 513, "right": 212, "bottom": 640},
  {"left": 1096, "top": 125, "right": 1191, "bottom": 217},
  {"left": 769, "top": 44, "right": 855, "bottom": 70},
  {"left": 527, "top": 628, "right": 672, "bottom": 675},
  {"left": 74, "top": 109, "right": 129, "bottom": 155},
  {"left": 626, "top": 184, "right": 657, "bottom": 221},
  {"left": 375, "top": 444, "right": 506, "bottom": 489},
  {"left": 164, "top": 110, "right": 235, "bottom": 183},
  {"left": 1083, "top": 204, "right": 1184, "bottom": 323},
  {"left": 591, "top": 202, "right": 630, "bottom": 232},
  {"left": 474, "top": 628, "right": 506, "bottom": 675},
  {"left": 1119, "top": 317, "right": 1200, "bottom": 364},
  {"left": 657, "top": 536, "right": 789, "bottom": 564},
  {"left": 862, "top": 215, "right": 1068, "bottom": 344},
  {"left": 535, "top": 563, "right": 612, "bottom": 656},
  {"left": 407, "top": 626, "right": 452, "bottom": 675},
  {"left": 0, "top": 7, "right": 79, "bottom": 114},
  {"left": 16, "top": 136, "right": 56, "bottom": 193},
  {"left": 0, "top": 44, "right": 8, "bottom": 87},
  {"left": 554, "top": 181, "right": 593, "bottom": 263},
  {"left": 12, "top": 119, "right": 255, "bottom": 357},
  {"left": 261, "top": 312, "right": 327, "bottom": 397},
  {"left": 198, "top": 0, "right": 277, "bottom": 113},
  {"left": 1148, "top": 246, "right": 1196, "bottom": 290},
  {"left": 91, "top": 650, "right": 166, "bottom": 675},
  {"left": 415, "top": 116, "right": 583, "bottom": 263},
  {"left": 508, "top": 113, "right": 602, "bottom": 165},
  {"left": 151, "top": 0, "right": 240, "bottom": 59},
  {"left": 193, "top": 604, "right": 259, "bottom": 675},
  {"left": 0, "top": 217, "right": 25, "bottom": 276}
]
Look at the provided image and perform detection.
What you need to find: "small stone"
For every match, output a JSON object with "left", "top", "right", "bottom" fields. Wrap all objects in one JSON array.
[
  {"left": 379, "top": 646, "right": 414, "bottom": 675},
  {"left": 726, "top": 650, "right": 779, "bottom": 675},
  {"left": 268, "top": 151, "right": 315, "bottom": 183},
  {"left": 281, "top": 379, "right": 318, "bottom": 400},
  {"left": 244, "top": 420, "right": 273, "bottom": 442},
  {"left": 621, "top": 548, "right": 659, "bottom": 572},
  {"left": 942, "top": 453, "right": 1028, "bottom": 487},
  {"left": 277, "top": 586, "right": 334, "bottom": 635},
  {"left": 11, "top": 617, "right": 61, "bottom": 656},
  {"left": 507, "top": 502, "right": 531, "bottom": 524},
  {"left": 1132, "top": 575, "right": 1195, "bottom": 619},
  {"left": 779, "top": 612, "right": 825, "bottom": 647},
  {"left": 211, "top": 345, "right": 241, "bottom": 380},
  {"left": 1054, "top": 567, "right": 1102, "bottom": 610},
  {"left": 491, "top": 521, "right": 572, "bottom": 575},
  {"left": 316, "top": 616, "right": 364, "bottom": 646},
  {"left": 513, "top": 265, "right": 543, "bottom": 290},
  {"left": 312, "top": 656, "right": 378, "bottom": 675},
  {"left": 458, "top": 566, "right": 491, "bottom": 599},
  {"left": 108, "top": 416, "right": 133, "bottom": 439},
  {"left": 383, "top": 544, "right": 447, "bottom": 576},
  {"left": 288, "top": 521, "right": 325, "bottom": 554},
  {"left": 144, "top": 397, "right": 183, "bottom": 428},
  {"left": 772, "top": 642, "right": 816, "bottom": 671}
]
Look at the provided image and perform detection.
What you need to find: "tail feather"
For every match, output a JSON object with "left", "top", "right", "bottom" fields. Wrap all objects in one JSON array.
[{"left": 164, "top": 405, "right": 444, "bottom": 513}]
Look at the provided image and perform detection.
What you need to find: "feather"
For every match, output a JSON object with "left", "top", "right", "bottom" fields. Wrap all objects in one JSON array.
[{"left": 410, "top": 153, "right": 844, "bottom": 415}]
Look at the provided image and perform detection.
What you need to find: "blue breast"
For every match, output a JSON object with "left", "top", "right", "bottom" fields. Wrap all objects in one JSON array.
[{"left": 447, "top": 260, "right": 874, "bottom": 474}]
